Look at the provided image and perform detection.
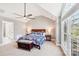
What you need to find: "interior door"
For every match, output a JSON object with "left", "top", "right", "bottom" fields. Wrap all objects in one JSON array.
[{"left": 2, "top": 21, "right": 14, "bottom": 45}]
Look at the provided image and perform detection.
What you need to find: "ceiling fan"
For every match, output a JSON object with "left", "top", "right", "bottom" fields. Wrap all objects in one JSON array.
[{"left": 14, "top": 3, "right": 35, "bottom": 19}]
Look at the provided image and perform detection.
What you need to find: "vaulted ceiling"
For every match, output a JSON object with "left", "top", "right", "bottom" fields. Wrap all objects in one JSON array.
[{"left": 0, "top": 3, "right": 63, "bottom": 22}]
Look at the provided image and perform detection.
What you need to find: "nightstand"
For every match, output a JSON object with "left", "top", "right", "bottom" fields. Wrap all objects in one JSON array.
[{"left": 45, "top": 35, "right": 51, "bottom": 41}]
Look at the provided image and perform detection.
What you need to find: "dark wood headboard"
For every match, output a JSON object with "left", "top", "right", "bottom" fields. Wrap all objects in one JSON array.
[{"left": 31, "top": 29, "right": 46, "bottom": 32}]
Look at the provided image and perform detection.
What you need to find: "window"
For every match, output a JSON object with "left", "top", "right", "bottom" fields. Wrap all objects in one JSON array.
[
  {"left": 71, "top": 10, "right": 79, "bottom": 56},
  {"left": 62, "top": 3, "right": 76, "bottom": 18}
]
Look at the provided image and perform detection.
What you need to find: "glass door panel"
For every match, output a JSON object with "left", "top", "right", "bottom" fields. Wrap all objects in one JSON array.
[{"left": 70, "top": 10, "right": 79, "bottom": 56}]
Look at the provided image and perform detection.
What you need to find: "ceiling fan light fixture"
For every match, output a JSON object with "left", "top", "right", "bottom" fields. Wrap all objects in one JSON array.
[{"left": 23, "top": 17, "right": 26, "bottom": 19}]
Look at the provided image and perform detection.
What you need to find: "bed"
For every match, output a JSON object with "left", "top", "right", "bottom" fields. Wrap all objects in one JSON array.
[
  {"left": 18, "top": 29, "right": 46, "bottom": 49},
  {"left": 31, "top": 29, "right": 46, "bottom": 49}
]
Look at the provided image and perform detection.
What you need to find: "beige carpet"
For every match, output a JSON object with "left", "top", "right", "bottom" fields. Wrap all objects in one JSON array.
[{"left": 0, "top": 41, "right": 63, "bottom": 56}]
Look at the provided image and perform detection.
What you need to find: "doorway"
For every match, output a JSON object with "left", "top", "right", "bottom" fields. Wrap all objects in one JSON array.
[{"left": 2, "top": 21, "right": 14, "bottom": 45}]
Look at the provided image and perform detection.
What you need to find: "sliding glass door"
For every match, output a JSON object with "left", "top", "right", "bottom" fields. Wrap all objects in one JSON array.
[
  {"left": 61, "top": 18, "right": 71, "bottom": 55},
  {"left": 70, "top": 10, "right": 79, "bottom": 56},
  {"left": 61, "top": 10, "right": 79, "bottom": 56}
]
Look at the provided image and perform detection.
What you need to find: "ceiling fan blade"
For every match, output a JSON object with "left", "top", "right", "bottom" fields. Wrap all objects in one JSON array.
[
  {"left": 13, "top": 13, "right": 24, "bottom": 17},
  {"left": 26, "top": 14, "right": 32, "bottom": 17}
]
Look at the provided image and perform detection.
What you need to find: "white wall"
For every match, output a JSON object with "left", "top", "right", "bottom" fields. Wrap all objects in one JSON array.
[
  {"left": 26, "top": 16, "right": 52, "bottom": 29},
  {"left": 14, "top": 21, "right": 26, "bottom": 40}
]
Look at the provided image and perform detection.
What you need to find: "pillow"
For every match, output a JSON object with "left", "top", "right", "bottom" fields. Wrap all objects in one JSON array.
[
  {"left": 36, "top": 32, "right": 44, "bottom": 35},
  {"left": 31, "top": 32, "right": 45, "bottom": 36},
  {"left": 16, "top": 35, "right": 23, "bottom": 40}
]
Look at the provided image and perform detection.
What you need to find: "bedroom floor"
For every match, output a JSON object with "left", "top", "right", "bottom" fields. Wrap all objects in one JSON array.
[{"left": 0, "top": 41, "right": 64, "bottom": 56}]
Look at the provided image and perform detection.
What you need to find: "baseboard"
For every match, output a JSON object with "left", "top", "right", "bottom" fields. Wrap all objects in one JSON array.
[
  {"left": 59, "top": 46, "right": 66, "bottom": 56},
  {"left": 0, "top": 40, "right": 16, "bottom": 47}
]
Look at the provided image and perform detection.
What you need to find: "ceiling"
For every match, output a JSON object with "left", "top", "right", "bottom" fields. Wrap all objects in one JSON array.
[
  {"left": 0, "top": 3, "right": 63, "bottom": 22},
  {"left": 37, "top": 3, "right": 62, "bottom": 17}
]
